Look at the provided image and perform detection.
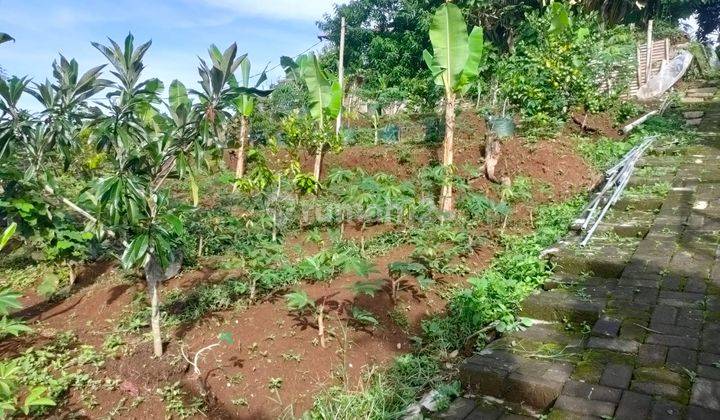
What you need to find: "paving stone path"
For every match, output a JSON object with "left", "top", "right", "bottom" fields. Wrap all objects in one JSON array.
[{"left": 442, "top": 82, "right": 720, "bottom": 420}]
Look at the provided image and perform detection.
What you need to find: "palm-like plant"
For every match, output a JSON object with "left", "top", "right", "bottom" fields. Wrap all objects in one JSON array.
[
  {"left": 89, "top": 35, "right": 243, "bottom": 357},
  {"left": 424, "top": 3, "right": 484, "bottom": 213},
  {"left": 191, "top": 44, "right": 246, "bottom": 144},
  {"left": 28, "top": 56, "right": 110, "bottom": 169}
]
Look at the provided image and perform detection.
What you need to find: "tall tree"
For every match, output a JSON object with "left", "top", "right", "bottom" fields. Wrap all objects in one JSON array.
[{"left": 318, "top": 0, "right": 444, "bottom": 107}]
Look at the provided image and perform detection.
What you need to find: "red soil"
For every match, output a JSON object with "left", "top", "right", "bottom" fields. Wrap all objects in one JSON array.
[{"left": 3, "top": 112, "right": 602, "bottom": 418}]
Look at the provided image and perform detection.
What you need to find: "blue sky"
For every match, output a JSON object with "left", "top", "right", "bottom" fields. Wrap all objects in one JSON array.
[{"left": 0, "top": 0, "right": 344, "bottom": 106}]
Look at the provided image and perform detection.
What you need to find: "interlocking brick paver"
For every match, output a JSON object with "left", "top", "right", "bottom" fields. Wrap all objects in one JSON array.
[
  {"left": 599, "top": 363, "right": 633, "bottom": 389},
  {"left": 666, "top": 347, "right": 698, "bottom": 370},
  {"left": 646, "top": 334, "right": 699, "bottom": 350},
  {"left": 651, "top": 400, "right": 683, "bottom": 419},
  {"left": 616, "top": 391, "right": 652, "bottom": 419},
  {"left": 691, "top": 378, "right": 720, "bottom": 411},
  {"left": 592, "top": 316, "right": 621, "bottom": 338},
  {"left": 639, "top": 344, "right": 668, "bottom": 366},
  {"left": 652, "top": 305, "right": 678, "bottom": 324},
  {"left": 451, "top": 91, "right": 720, "bottom": 419},
  {"left": 553, "top": 395, "right": 616, "bottom": 417}
]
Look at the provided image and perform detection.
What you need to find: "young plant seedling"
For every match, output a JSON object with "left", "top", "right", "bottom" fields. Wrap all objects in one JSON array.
[
  {"left": 347, "top": 279, "right": 384, "bottom": 297},
  {"left": 349, "top": 307, "right": 379, "bottom": 327},
  {"left": 285, "top": 290, "right": 328, "bottom": 348},
  {"left": 387, "top": 261, "right": 432, "bottom": 302}
]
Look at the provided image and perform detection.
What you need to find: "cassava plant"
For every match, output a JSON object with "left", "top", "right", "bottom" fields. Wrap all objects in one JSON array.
[
  {"left": 285, "top": 290, "right": 330, "bottom": 348},
  {"left": 424, "top": 2, "right": 484, "bottom": 213},
  {"left": 387, "top": 261, "right": 431, "bottom": 302}
]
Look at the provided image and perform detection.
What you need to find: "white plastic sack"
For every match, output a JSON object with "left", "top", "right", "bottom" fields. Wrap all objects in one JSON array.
[
  {"left": 636, "top": 50, "right": 694, "bottom": 100},
  {"left": 707, "top": 44, "right": 720, "bottom": 70}
]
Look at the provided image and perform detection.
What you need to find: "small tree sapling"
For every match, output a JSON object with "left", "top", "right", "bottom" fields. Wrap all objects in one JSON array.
[{"left": 424, "top": 3, "right": 485, "bottom": 213}]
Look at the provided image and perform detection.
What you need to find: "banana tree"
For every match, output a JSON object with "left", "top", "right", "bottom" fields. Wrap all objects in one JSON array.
[
  {"left": 230, "top": 59, "right": 272, "bottom": 188},
  {"left": 295, "top": 53, "right": 342, "bottom": 185},
  {"left": 424, "top": 2, "right": 484, "bottom": 213}
]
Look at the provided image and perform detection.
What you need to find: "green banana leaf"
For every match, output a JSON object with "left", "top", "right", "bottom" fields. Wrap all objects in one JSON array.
[
  {"left": 457, "top": 27, "right": 484, "bottom": 92},
  {"left": 0, "top": 33, "right": 14, "bottom": 45},
  {"left": 424, "top": 3, "right": 484, "bottom": 93},
  {"left": 229, "top": 58, "right": 273, "bottom": 117},
  {"left": 168, "top": 80, "right": 190, "bottom": 113},
  {"left": 297, "top": 53, "right": 342, "bottom": 125},
  {"left": 428, "top": 3, "right": 469, "bottom": 90}
]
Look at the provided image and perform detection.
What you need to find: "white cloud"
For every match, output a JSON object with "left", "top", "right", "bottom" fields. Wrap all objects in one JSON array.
[{"left": 198, "top": 0, "right": 345, "bottom": 21}]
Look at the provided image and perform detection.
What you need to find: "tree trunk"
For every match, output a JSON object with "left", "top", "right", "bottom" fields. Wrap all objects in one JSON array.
[
  {"left": 439, "top": 93, "right": 457, "bottom": 213},
  {"left": 318, "top": 303, "right": 326, "bottom": 348},
  {"left": 232, "top": 115, "right": 249, "bottom": 191},
  {"left": 485, "top": 135, "right": 502, "bottom": 183},
  {"left": 313, "top": 144, "right": 324, "bottom": 191},
  {"left": 67, "top": 261, "right": 77, "bottom": 287},
  {"left": 149, "top": 278, "right": 163, "bottom": 357},
  {"left": 272, "top": 176, "right": 281, "bottom": 242}
]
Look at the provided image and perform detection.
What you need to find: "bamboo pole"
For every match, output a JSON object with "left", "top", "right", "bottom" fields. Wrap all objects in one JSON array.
[
  {"left": 645, "top": 20, "right": 654, "bottom": 84},
  {"left": 335, "top": 17, "right": 346, "bottom": 136},
  {"left": 622, "top": 110, "right": 659, "bottom": 134}
]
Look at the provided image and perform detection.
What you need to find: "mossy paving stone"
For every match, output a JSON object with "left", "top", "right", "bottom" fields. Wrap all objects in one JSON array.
[
  {"left": 519, "top": 289, "right": 604, "bottom": 324},
  {"left": 459, "top": 349, "right": 573, "bottom": 411},
  {"left": 615, "top": 196, "right": 664, "bottom": 212},
  {"left": 502, "top": 322, "right": 585, "bottom": 348},
  {"left": 449, "top": 86, "right": 720, "bottom": 420},
  {"left": 552, "top": 238, "right": 640, "bottom": 278}
]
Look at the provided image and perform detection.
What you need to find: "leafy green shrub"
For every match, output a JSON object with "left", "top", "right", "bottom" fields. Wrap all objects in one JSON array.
[
  {"left": 614, "top": 101, "right": 642, "bottom": 124},
  {"left": 498, "top": 3, "right": 633, "bottom": 132},
  {"left": 422, "top": 196, "right": 585, "bottom": 351},
  {"left": 457, "top": 193, "right": 509, "bottom": 223}
]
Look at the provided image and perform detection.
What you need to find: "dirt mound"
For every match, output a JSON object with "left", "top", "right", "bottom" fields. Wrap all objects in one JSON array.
[{"left": 569, "top": 111, "right": 622, "bottom": 139}]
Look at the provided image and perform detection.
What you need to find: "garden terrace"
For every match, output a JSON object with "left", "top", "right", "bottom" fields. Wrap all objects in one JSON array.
[{"left": 1, "top": 2, "right": 718, "bottom": 419}]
